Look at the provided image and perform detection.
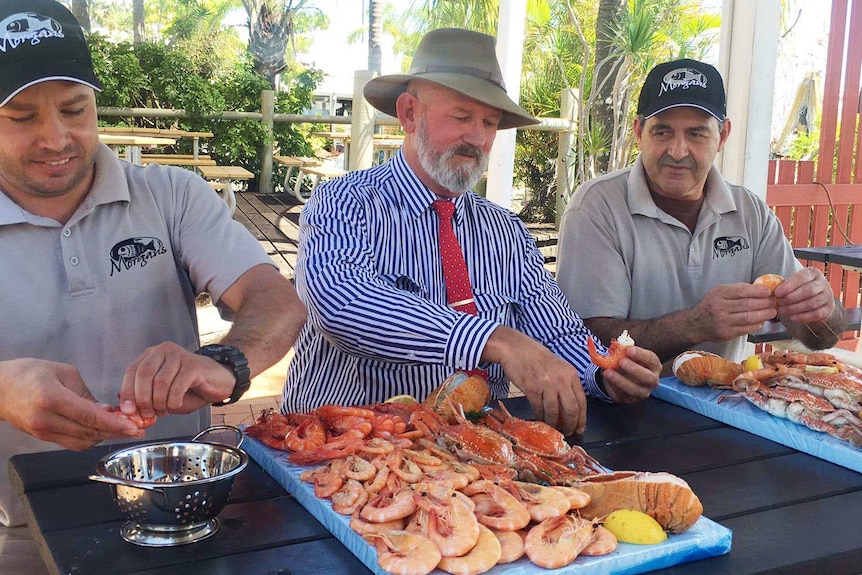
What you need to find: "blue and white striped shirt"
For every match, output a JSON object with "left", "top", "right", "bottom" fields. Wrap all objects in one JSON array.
[{"left": 282, "top": 150, "right": 609, "bottom": 413}]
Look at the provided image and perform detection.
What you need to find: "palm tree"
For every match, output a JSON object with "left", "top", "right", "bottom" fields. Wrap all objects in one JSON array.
[
  {"left": 70, "top": 0, "right": 91, "bottom": 31},
  {"left": 133, "top": 0, "right": 144, "bottom": 45},
  {"left": 368, "top": 0, "right": 383, "bottom": 74}
]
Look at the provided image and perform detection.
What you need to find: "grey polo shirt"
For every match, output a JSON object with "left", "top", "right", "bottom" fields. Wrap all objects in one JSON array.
[
  {"left": 557, "top": 155, "right": 800, "bottom": 363},
  {"left": 0, "top": 145, "right": 272, "bottom": 525}
]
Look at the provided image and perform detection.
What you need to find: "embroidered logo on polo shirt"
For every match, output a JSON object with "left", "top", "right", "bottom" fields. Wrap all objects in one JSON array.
[
  {"left": 109, "top": 237, "right": 167, "bottom": 276},
  {"left": 713, "top": 236, "right": 749, "bottom": 259}
]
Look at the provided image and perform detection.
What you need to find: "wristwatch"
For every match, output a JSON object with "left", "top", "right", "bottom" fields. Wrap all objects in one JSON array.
[{"left": 195, "top": 344, "right": 251, "bottom": 405}]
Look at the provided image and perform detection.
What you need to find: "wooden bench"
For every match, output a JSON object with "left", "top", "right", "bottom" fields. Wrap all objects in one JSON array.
[
  {"left": 140, "top": 156, "right": 217, "bottom": 167},
  {"left": 292, "top": 165, "right": 347, "bottom": 204},
  {"left": 747, "top": 307, "right": 862, "bottom": 344},
  {"left": 197, "top": 165, "right": 254, "bottom": 216}
]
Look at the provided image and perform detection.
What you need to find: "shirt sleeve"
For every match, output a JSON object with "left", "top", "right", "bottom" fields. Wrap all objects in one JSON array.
[
  {"left": 296, "top": 184, "right": 497, "bottom": 370},
  {"left": 511, "top": 219, "right": 611, "bottom": 400}
]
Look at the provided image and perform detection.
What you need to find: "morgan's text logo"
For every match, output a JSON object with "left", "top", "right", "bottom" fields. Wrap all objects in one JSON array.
[
  {"left": 713, "top": 236, "right": 749, "bottom": 259},
  {"left": 0, "top": 12, "right": 63, "bottom": 52},
  {"left": 659, "top": 67, "right": 707, "bottom": 96},
  {"left": 110, "top": 237, "right": 167, "bottom": 276}
]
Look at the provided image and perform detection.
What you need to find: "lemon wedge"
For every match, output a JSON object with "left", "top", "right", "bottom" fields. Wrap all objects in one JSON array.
[
  {"left": 743, "top": 355, "right": 763, "bottom": 372},
  {"left": 603, "top": 510, "right": 668, "bottom": 545},
  {"left": 385, "top": 394, "right": 418, "bottom": 405}
]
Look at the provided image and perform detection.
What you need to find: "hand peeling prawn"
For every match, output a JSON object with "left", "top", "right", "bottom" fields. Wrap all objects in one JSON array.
[{"left": 587, "top": 330, "right": 635, "bottom": 370}]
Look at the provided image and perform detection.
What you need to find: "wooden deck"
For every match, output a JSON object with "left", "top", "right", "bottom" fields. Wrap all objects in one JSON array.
[{"left": 232, "top": 191, "right": 559, "bottom": 278}]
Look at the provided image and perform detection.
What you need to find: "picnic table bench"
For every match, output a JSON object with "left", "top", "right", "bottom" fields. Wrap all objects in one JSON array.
[
  {"left": 197, "top": 165, "right": 254, "bottom": 216},
  {"left": 274, "top": 155, "right": 345, "bottom": 204}
]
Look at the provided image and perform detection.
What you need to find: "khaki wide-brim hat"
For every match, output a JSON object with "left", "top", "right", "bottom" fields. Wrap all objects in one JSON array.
[{"left": 364, "top": 28, "right": 539, "bottom": 130}]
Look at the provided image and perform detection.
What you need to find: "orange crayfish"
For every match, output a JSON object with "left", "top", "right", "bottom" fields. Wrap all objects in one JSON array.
[{"left": 586, "top": 330, "right": 634, "bottom": 371}]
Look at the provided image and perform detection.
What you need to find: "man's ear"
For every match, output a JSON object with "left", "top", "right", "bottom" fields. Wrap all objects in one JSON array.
[
  {"left": 717, "top": 118, "right": 732, "bottom": 151},
  {"left": 633, "top": 115, "right": 644, "bottom": 145},
  {"left": 396, "top": 91, "right": 418, "bottom": 134}
]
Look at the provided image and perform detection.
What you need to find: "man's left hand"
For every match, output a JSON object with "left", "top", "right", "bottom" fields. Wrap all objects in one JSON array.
[
  {"left": 119, "top": 342, "right": 235, "bottom": 419},
  {"left": 773, "top": 268, "right": 835, "bottom": 323},
  {"left": 600, "top": 345, "right": 661, "bottom": 403}
]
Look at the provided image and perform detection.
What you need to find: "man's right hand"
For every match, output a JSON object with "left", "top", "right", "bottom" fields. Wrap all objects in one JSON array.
[
  {"left": 481, "top": 326, "right": 587, "bottom": 437},
  {"left": 689, "top": 283, "right": 779, "bottom": 342},
  {"left": 0, "top": 359, "right": 143, "bottom": 450}
]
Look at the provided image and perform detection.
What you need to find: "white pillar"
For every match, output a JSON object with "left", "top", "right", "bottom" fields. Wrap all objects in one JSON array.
[
  {"left": 716, "top": 0, "right": 781, "bottom": 200},
  {"left": 486, "top": 0, "right": 528, "bottom": 209}
]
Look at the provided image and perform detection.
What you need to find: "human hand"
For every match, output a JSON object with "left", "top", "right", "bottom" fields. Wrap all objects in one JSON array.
[
  {"left": 0, "top": 358, "right": 142, "bottom": 450},
  {"left": 600, "top": 345, "right": 661, "bottom": 403},
  {"left": 690, "top": 283, "right": 779, "bottom": 341},
  {"left": 120, "top": 342, "right": 236, "bottom": 419},
  {"left": 773, "top": 268, "right": 836, "bottom": 324},
  {"left": 483, "top": 327, "right": 587, "bottom": 437}
]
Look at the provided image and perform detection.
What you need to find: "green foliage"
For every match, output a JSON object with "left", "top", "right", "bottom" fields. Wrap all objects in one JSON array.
[
  {"left": 787, "top": 130, "right": 820, "bottom": 161},
  {"left": 87, "top": 34, "right": 322, "bottom": 190}
]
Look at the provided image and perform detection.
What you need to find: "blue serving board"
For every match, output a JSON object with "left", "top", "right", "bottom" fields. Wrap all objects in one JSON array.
[
  {"left": 243, "top": 436, "right": 732, "bottom": 575},
  {"left": 654, "top": 376, "right": 862, "bottom": 474}
]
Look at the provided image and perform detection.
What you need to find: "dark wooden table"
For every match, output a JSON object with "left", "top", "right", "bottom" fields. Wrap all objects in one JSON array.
[{"left": 10, "top": 395, "right": 862, "bottom": 575}]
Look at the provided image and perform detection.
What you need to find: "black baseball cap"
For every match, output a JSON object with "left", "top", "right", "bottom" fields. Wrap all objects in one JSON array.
[
  {"left": 0, "top": 0, "right": 102, "bottom": 107},
  {"left": 637, "top": 58, "right": 725, "bottom": 122}
]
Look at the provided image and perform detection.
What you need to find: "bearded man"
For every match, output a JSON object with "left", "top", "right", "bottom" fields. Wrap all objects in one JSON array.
[{"left": 281, "top": 28, "right": 661, "bottom": 436}]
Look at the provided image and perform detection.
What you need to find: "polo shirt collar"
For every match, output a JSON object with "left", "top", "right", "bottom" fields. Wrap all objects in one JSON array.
[
  {"left": 627, "top": 154, "right": 738, "bottom": 219},
  {"left": 389, "top": 149, "right": 471, "bottom": 223}
]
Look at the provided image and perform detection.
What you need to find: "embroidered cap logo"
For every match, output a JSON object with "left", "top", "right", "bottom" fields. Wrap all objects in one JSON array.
[
  {"left": 0, "top": 12, "right": 63, "bottom": 53},
  {"left": 659, "top": 67, "right": 708, "bottom": 96}
]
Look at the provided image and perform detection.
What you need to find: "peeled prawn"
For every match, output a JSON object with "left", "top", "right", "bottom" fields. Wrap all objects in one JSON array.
[{"left": 587, "top": 330, "right": 634, "bottom": 371}]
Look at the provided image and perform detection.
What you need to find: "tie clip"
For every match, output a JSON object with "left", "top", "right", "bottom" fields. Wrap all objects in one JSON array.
[{"left": 450, "top": 298, "right": 475, "bottom": 308}]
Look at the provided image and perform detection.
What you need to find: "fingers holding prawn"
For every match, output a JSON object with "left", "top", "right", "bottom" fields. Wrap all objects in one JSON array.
[{"left": 601, "top": 346, "right": 661, "bottom": 403}]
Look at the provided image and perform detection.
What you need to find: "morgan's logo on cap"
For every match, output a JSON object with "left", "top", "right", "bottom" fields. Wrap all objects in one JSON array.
[
  {"left": 0, "top": 12, "right": 63, "bottom": 53},
  {"left": 659, "top": 67, "right": 707, "bottom": 96}
]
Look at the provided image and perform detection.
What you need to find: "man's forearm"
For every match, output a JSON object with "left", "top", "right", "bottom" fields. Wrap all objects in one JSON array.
[{"left": 584, "top": 310, "right": 702, "bottom": 364}]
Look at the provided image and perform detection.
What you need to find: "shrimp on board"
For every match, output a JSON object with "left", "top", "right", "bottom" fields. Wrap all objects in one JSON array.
[
  {"left": 436, "top": 524, "right": 502, "bottom": 575},
  {"left": 491, "top": 528, "right": 526, "bottom": 564},
  {"left": 587, "top": 330, "right": 635, "bottom": 371},
  {"left": 364, "top": 530, "right": 442, "bottom": 575},
  {"left": 524, "top": 514, "right": 600, "bottom": 569}
]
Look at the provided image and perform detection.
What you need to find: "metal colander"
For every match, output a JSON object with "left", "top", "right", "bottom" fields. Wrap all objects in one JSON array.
[{"left": 90, "top": 426, "right": 248, "bottom": 546}]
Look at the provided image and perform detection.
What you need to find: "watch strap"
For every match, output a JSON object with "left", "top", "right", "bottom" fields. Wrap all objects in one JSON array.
[{"left": 195, "top": 344, "right": 251, "bottom": 406}]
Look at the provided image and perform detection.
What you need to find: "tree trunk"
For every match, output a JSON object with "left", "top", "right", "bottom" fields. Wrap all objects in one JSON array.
[
  {"left": 368, "top": 0, "right": 382, "bottom": 74},
  {"left": 593, "top": 0, "right": 624, "bottom": 174},
  {"left": 70, "top": 0, "right": 90, "bottom": 32},
  {"left": 246, "top": 0, "right": 293, "bottom": 88},
  {"left": 133, "top": 0, "right": 145, "bottom": 45}
]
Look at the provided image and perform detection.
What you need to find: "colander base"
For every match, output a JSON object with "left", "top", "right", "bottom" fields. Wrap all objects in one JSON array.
[{"left": 121, "top": 518, "right": 219, "bottom": 547}]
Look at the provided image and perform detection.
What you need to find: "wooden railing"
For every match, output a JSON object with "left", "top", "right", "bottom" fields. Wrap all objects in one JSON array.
[{"left": 765, "top": 159, "right": 862, "bottom": 350}]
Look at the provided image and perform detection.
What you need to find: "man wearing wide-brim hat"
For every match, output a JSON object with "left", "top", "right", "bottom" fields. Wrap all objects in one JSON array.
[{"left": 283, "top": 28, "right": 661, "bottom": 436}]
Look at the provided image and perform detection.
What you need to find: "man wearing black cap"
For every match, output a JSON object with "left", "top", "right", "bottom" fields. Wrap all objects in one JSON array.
[
  {"left": 0, "top": 0, "right": 306, "bottom": 564},
  {"left": 557, "top": 58, "right": 844, "bottom": 367},
  {"left": 283, "top": 28, "right": 662, "bottom": 438}
]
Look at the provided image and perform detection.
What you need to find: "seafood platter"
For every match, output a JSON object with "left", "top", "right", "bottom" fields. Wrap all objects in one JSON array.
[
  {"left": 242, "top": 372, "right": 731, "bottom": 575},
  {"left": 657, "top": 349, "right": 862, "bottom": 474}
]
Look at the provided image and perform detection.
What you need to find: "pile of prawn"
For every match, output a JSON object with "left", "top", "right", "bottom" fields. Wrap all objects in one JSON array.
[{"left": 246, "top": 402, "right": 618, "bottom": 574}]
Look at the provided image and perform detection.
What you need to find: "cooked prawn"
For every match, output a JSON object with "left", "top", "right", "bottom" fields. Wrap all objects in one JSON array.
[
  {"left": 364, "top": 530, "right": 442, "bottom": 575},
  {"left": 504, "top": 480, "right": 571, "bottom": 522},
  {"left": 360, "top": 486, "right": 417, "bottom": 523},
  {"left": 106, "top": 405, "right": 157, "bottom": 430},
  {"left": 551, "top": 485, "right": 591, "bottom": 510},
  {"left": 342, "top": 454, "right": 377, "bottom": 482},
  {"left": 524, "top": 514, "right": 598, "bottom": 569},
  {"left": 580, "top": 525, "right": 618, "bottom": 556},
  {"left": 330, "top": 479, "right": 368, "bottom": 515},
  {"left": 412, "top": 485, "right": 479, "bottom": 557},
  {"left": 462, "top": 480, "right": 531, "bottom": 531},
  {"left": 299, "top": 460, "right": 344, "bottom": 499},
  {"left": 491, "top": 528, "right": 526, "bottom": 564},
  {"left": 586, "top": 330, "right": 634, "bottom": 371},
  {"left": 436, "top": 524, "right": 501, "bottom": 575},
  {"left": 349, "top": 509, "right": 405, "bottom": 536}
]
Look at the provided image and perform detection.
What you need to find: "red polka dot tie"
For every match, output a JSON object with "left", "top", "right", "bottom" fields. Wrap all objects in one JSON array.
[{"left": 433, "top": 200, "right": 479, "bottom": 315}]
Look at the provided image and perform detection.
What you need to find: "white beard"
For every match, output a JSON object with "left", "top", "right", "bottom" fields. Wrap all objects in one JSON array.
[{"left": 415, "top": 116, "right": 489, "bottom": 194}]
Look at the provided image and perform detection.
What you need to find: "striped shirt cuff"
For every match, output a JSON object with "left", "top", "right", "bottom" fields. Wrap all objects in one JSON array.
[
  {"left": 583, "top": 363, "right": 613, "bottom": 402},
  {"left": 444, "top": 314, "right": 499, "bottom": 370}
]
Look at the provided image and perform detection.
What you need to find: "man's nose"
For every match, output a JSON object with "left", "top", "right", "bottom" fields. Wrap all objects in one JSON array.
[
  {"left": 462, "top": 120, "right": 489, "bottom": 148},
  {"left": 35, "top": 113, "right": 72, "bottom": 150},
  {"left": 666, "top": 134, "right": 690, "bottom": 160}
]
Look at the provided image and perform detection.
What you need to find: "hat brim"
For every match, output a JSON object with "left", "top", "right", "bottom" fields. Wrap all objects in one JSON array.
[
  {"left": 0, "top": 60, "right": 102, "bottom": 107},
  {"left": 644, "top": 102, "right": 725, "bottom": 122},
  {"left": 364, "top": 72, "right": 539, "bottom": 130}
]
